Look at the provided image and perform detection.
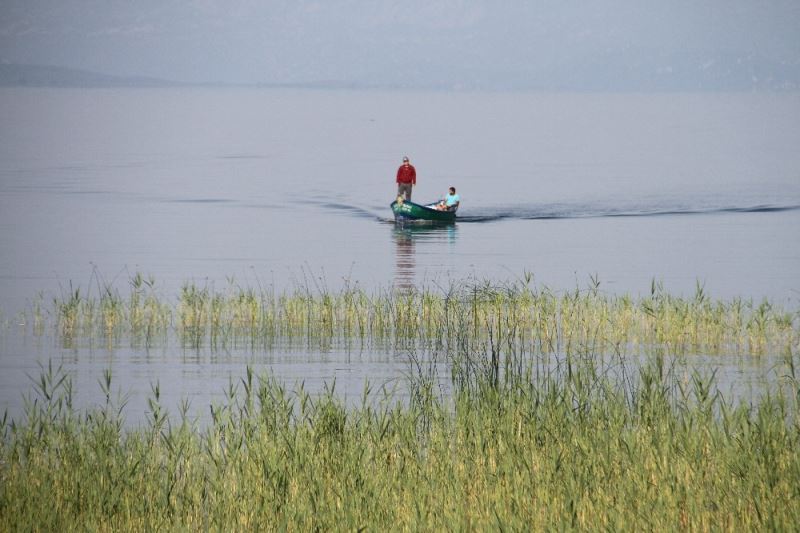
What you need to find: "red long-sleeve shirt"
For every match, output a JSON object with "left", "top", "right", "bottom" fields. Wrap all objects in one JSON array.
[{"left": 396, "top": 164, "right": 416, "bottom": 185}]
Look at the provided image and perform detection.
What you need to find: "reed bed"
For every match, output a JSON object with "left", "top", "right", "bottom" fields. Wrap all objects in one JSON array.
[
  {"left": 3, "top": 275, "right": 799, "bottom": 529},
  {"left": 1, "top": 352, "right": 798, "bottom": 530},
  {"left": 37, "top": 275, "right": 799, "bottom": 357}
]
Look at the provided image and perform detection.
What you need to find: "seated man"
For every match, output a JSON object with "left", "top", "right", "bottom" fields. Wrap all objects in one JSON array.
[{"left": 437, "top": 187, "right": 460, "bottom": 210}]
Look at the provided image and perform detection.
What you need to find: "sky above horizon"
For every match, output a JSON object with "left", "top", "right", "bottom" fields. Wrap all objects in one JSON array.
[{"left": 1, "top": 1, "right": 799, "bottom": 89}]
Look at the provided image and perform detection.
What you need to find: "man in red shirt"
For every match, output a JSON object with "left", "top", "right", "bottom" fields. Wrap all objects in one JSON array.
[{"left": 396, "top": 156, "right": 416, "bottom": 201}]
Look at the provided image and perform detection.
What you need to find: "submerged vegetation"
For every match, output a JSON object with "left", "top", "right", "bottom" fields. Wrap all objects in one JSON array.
[{"left": 2, "top": 274, "right": 799, "bottom": 528}]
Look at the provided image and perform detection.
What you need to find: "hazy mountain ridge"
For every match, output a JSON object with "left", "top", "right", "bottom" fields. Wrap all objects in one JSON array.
[
  {"left": 1, "top": 58, "right": 797, "bottom": 91},
  {"left": 0, "top": 62, "right": 178, "bottom": 87},
  {"left": 1, "top": 1, "right": 798, "bottom": 91}
]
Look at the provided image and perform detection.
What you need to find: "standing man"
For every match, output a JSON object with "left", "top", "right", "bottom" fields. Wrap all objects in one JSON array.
[{"left": 396, "top": 156, "right": 416, "bottom": 201}]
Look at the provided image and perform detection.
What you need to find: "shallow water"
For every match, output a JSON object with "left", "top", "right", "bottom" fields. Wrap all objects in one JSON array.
[{"left": 1, "top": 88, "right": 798, "bottom": 419}]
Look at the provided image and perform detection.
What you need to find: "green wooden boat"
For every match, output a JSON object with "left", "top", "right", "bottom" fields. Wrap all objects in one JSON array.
[{"left": 391, "top": 198, "right": 458, "bottom": 223}]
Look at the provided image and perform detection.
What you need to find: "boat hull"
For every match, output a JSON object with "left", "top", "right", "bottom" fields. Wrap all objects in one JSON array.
[{"left": 391, "top": 200, "right": 457, "bottom": 223}]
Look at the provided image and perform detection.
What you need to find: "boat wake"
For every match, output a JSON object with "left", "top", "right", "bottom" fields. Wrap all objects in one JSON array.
[
  {"left": 303, "top": 197, "right": 800, "bottom": 224},
  {"left": 455, "top": 203, "right": 800, "bottom": 223},
  {"left": 319, "top": 202, "right": 382, "bottom": 220}
]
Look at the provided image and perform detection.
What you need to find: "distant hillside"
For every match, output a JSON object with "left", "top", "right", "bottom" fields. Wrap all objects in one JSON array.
[
  {"left": 1, "top": 58, "right": 798, "bottom": 92},
  {"left": 0, "top": 63, "right": 180, "bottom": 88}
]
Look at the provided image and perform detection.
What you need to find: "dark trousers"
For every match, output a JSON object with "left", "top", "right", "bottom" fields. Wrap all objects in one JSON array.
[{"left": 397, "top": 183, "right": 413, "bottom": 200}]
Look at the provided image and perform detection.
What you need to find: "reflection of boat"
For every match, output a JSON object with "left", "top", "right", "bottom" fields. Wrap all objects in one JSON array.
[
  {"left": 393, "top": 227, "right": 416, "bottom": 290},
  {"left": 392, "top": 223, "right": 457, "bottom": 289},
  {"left": 391, "top": 199, "right": 458, "bottom": 223}
]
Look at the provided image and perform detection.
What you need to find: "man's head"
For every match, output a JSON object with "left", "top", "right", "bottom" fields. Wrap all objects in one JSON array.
[
  {"left": 402, "top": 156, "right": 409, "bottom": 164},
  {"left": 449, "top": 187, "right": 456, "bottom": 194}
]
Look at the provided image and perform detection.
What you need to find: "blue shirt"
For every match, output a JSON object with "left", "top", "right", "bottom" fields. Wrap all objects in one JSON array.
[{"left": 445, "top": 193, "right": 460, "bottom": 207}]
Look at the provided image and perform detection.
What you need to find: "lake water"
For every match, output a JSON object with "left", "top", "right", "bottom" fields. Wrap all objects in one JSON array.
[{"left": 1, "top": 88, "right": 799, "bottom": 421}]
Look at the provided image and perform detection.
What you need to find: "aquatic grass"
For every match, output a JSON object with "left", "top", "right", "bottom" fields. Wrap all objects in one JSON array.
[
  {"left": 36, "top": 274, "right": 799, "bottom": 357},
  {"left": 127, "top": 273, "right": 170, "bottom": 347},
  {"left": 1, "top": 350, "right": 798, "bottom": 530},
  {"left": 55, "top": 283, "right": 83, "bottom": 341}
]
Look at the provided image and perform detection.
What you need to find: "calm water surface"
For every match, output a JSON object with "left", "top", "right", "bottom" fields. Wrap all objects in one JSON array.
[{"left": 1, "top": 88, "right": 798, "bottom": 421}]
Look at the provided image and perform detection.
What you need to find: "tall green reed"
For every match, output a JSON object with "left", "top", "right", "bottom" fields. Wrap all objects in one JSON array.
[{"left": 2, "top": 347, "right": 798, "bottom": 530}]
